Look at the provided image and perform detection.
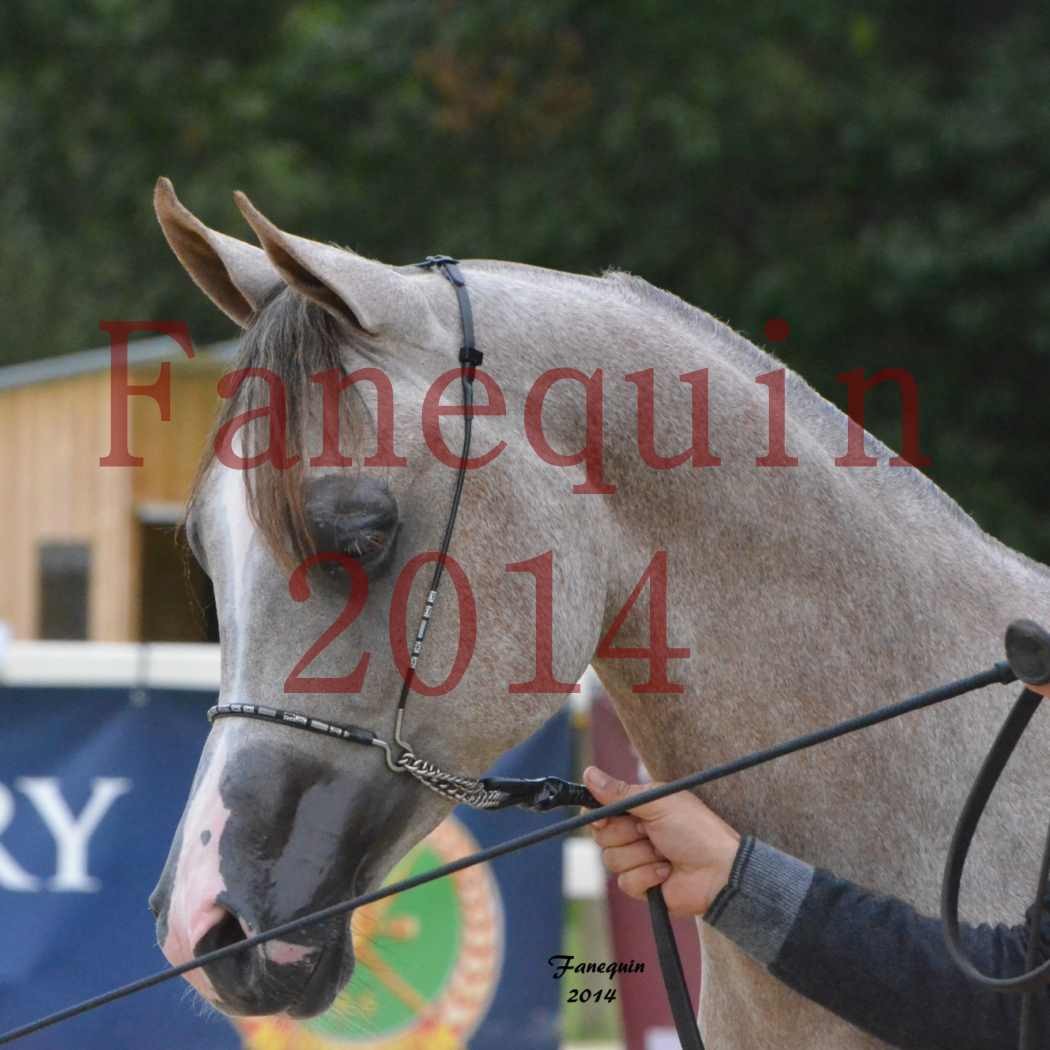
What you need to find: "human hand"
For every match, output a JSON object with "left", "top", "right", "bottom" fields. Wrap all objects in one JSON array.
[{"left": 584, "top": 765, "right": 742, "bottom": 918}]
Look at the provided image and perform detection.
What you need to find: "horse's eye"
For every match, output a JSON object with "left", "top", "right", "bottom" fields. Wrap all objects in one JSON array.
[{"left": 305, "top": 475, "right": 399, "bottom": 574}]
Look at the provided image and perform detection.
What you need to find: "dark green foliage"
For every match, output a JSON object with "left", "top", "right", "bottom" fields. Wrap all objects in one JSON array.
[{"left": 2, "top": 1, "right": 1048, "bottom": 557}]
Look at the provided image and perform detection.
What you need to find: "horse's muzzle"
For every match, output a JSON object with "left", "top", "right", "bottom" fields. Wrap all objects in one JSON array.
[{"left": 189, "top": 907, "right": 353, "bottom": 1017}]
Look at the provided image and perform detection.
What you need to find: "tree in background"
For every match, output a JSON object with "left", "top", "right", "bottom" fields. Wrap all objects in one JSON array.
[{"left": 1, "top": 0, "right": 1047, "bottom": 557}]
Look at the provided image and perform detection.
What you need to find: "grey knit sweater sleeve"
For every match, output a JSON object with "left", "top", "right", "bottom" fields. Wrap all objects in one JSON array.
[{"left": 703, "top": 835, "right": 1049, "bottom": 1049}]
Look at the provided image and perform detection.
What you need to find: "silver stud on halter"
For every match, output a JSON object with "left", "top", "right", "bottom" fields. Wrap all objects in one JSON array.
[{"left": 410, "top": 590, "right": 439, "bottom": 669}]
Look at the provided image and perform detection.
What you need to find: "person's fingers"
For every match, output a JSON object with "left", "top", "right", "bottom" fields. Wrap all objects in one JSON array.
[
  {"left": 602, "top": 839, "right": 664, "bottom": 875},
  {"left": 591, "top": 815, "right": 645, "bottom": 848},
  {"left": 583, "top": 766, "right": 679, "bottom": 823},
  {"left": 617, "top": 862, "right": 672, "bottom": 900}
]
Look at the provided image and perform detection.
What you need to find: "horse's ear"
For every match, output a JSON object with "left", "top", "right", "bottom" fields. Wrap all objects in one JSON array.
[
  {"left": 233, "top": 190, "right": 432, "bottom": 337},
  {"left": 154, "top": 178, "right": 281, "bottom": 328}
]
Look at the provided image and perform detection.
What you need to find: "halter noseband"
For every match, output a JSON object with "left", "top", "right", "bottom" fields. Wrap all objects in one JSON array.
[{"left": 207, "top": 256, "right": 589, "bottom": 813}]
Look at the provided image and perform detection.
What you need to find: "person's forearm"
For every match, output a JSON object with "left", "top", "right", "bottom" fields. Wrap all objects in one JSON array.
[{"left": 704, "top": 836, "right": 1047, "bottom": 1049}]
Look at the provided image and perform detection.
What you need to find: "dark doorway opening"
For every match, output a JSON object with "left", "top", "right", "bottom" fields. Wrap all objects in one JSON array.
[
  {"left": 38, "top": 542, "right": 90, "bottom": 640},
  {"left": 138, "top": 512, "right": 218, "bottom": 643}
]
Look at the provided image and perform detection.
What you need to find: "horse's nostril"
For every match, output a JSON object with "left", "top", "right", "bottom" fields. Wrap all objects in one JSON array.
[{"left": 193, "top": 909, "right": 248, "bottom": 958}]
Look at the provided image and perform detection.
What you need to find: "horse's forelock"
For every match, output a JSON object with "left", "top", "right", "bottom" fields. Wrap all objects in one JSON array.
[{"left": 189, "top": 286, "right": 357, "bottom": 569}]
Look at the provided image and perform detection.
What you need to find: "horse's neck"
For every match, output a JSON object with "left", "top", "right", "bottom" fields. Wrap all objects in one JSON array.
[{"left": 577, "top": 304, "right": 1050, "bottom": 859}]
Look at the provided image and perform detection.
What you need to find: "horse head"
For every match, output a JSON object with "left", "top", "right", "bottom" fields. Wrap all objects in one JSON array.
[{"left": 147, "top": 179, "right": 608, "bottom": 1017}]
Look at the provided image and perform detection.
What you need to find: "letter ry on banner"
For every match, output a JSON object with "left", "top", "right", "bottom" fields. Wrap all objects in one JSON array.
[{"left": 0, "top": 671, "right": 568, "bottom": 1050}]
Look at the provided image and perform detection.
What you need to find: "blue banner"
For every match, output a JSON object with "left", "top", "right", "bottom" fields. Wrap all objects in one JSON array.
[{"left": 0, "top": 684, "right": 570, "bottom": 1050}]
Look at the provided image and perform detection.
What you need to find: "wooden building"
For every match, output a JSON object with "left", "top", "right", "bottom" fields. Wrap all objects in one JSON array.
[{"left": 0, "top": 337, "right": 233, "bottom": 642}]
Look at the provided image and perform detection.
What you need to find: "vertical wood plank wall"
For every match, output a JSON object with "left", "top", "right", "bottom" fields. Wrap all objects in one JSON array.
[
  {"left": 0, "top": 357, "right": 223, "bottom": 641},
  {"left": 130, "top": 362, "right": 221, "bottom": 507}
]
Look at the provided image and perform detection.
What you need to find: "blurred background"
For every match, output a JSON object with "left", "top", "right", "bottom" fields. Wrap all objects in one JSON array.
[
  {"left": 0, "top": 2, "right": 1048, "bottom": 1048},
  {"left": 3, "top": 0, "right": 1049, "bottom": 561}
]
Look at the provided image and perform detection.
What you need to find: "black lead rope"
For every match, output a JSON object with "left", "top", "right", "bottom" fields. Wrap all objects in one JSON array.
[
  {"left": 942, "top": 619, "right": 1050, "bottom": 1050},
  {"left": 941, "top": 687, "right": 1046, "bottom": 1049},
  {"left": 649, "top": 887, "right": 705, "bottom": 1050},
  {"left": 3, "top": 657, "right": 1037, "bottom": 1048}
]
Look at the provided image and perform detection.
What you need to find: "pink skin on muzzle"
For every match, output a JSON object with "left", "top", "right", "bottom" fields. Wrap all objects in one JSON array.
[
  {"left": 161, "top": 731, "right": 317, "bottom": 1003},
  {"left": 160, "top": 732, "right": 231, "bottom": 1000}
]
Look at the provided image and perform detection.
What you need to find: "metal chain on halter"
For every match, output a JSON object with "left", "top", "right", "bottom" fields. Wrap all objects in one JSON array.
[{"left": 394, "top": 753, "right": 511, "bottom": 808}]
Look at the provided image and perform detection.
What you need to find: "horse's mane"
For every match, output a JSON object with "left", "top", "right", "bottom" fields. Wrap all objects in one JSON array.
[
  {"left": 608, "top": 269, "right": 1050, "bottom": 581},
  {"left": 607, "top": 271, "right": 981, "bottom": 522}
]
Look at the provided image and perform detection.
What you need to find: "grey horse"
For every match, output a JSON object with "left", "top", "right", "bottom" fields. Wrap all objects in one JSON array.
[{"left": 148, "top": 177, "right": 1050, "bottom": 1048}]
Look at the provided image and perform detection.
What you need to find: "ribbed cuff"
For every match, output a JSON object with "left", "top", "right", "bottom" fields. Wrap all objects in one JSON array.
[{"left": 704, "top": 836, "right": 815, "bottom": 967}]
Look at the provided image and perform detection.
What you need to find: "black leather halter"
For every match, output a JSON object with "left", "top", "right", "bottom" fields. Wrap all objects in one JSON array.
[
  {"left": 204, "top": 254, "right": 704, "bottom": 1048},
  {"left": 206, "top": 255, "right": 594, "bottom": 815}
]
